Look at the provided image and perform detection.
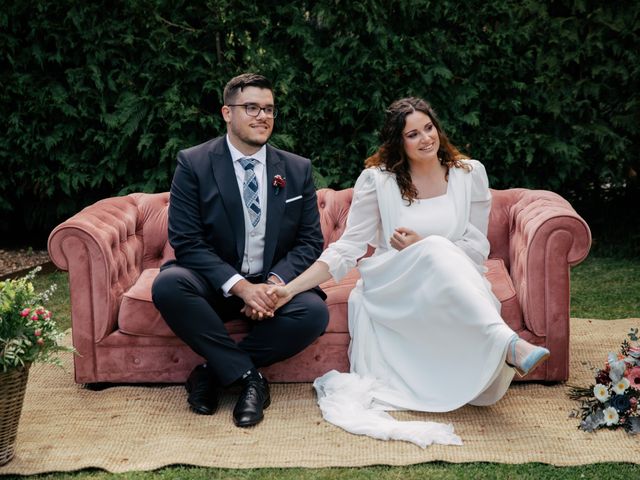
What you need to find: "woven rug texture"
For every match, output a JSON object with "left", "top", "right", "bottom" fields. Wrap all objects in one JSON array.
[{"left": 1, "top": 318, "right": 639, "bottom": 474}]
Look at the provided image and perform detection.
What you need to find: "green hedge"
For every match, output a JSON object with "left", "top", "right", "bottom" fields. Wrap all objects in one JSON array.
[{"left": 1, "top": 0, "right": 638, "bottom": 252}]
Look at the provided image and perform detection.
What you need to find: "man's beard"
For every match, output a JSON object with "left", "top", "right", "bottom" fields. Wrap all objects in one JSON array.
[{"left": 231, "top": 123, "right": 271, "bottom": 149}]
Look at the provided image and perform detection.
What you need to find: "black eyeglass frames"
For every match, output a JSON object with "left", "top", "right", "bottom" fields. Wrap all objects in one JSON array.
[{"left": 227, "top": 103, "right": 278, "bottom": 118}]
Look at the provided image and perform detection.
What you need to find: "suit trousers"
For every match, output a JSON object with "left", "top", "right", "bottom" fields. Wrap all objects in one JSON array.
[{"left": 152, "top": 264, "right": 329, "bottom": 386}]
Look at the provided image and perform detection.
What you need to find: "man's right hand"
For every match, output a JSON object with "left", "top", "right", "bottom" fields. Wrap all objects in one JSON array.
[{"left": 230, "top": 280, "right": 277, "bottom": 318}]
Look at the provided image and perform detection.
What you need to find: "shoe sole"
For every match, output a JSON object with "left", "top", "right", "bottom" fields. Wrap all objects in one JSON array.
[
  {"left": 514, "top": 352, "right": 550, "bottom": 377},
  {"left": 188, "top": 399, "right": 216, "bottom": 415}
]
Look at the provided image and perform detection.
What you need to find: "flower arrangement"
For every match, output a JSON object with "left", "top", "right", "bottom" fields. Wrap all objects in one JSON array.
[
  {"left": 569, "top": 327, "right": 640, "bottom": 434},
  {"left": 272, "top": 174, "right": 286, "bottom": 195},
  {"left": 0, "top": 267, "right": 70, "bottom": 372}
]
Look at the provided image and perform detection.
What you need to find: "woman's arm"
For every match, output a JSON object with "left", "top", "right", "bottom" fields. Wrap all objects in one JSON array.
[
  {"left": 269, "top": 168, "right": 382, "bottom": 306},
  {"left": 315, "top": 169, "right": 381, "bottom": 282},
  {"left": 454, "top": 160, "right": 491, "bottom": 267},
  {"left": 268, "top": 260, "right": 333, "bottom": 307}
]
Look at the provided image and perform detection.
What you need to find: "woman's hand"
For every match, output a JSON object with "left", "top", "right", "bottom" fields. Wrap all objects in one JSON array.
[
  {"left": 266, "top": 285, "right": 294, "bottom": 311},
  {"left": 390, "top": 227, "right": 422, "bottom": 251}
]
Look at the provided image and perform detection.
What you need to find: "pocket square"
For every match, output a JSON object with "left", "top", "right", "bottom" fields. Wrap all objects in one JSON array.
[{"left": 285, "top": 195, "right": 302, "bottom": 204}]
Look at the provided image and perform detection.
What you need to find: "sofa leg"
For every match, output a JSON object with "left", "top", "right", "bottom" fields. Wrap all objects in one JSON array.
[{"left": 83, "top": 382, "right": 114, "bottom": 391}]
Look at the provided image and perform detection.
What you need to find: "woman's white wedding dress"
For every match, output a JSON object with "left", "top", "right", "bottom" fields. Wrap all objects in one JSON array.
[{"left": 314, "top": 160, "right": 517, "bottom": 447}]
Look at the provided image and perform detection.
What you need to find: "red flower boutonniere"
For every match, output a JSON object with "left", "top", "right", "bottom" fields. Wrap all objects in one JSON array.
[{"left": 272, "top": 175, "right": 286, "bottom": 195}]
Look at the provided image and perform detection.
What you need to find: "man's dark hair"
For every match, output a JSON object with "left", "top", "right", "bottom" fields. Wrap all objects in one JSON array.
[{"left": 223, "top": 73, "right": 273, "bottom": 105}]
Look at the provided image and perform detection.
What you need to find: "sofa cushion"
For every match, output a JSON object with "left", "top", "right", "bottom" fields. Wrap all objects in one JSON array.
[
  {"left": 118, "top": 267, "right": 362, "bottom": 338},
  {"left": 486, "top": 257, "right": 524, "bottom": 332},
  {"left": 318, "top": 268, "right": 361, "bottom": 333},
  {"left": 118, "top": 259, "right": 522, "bottom": 338},
  {"left": 118, "top": 269, "right": 174, "bottom": 337}
]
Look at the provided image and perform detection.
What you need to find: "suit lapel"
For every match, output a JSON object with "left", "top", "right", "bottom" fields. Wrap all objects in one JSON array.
[
  {"left": 263, "top": 146, "right": 286, "bottom": 273},
  {"left": 209, "top": 140, "right": 245, "bottom": 263}
]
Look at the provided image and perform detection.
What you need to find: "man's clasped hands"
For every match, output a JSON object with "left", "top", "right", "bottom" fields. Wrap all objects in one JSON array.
[{"left": 231, "top": 276, "right": 291, "bottom": 320}]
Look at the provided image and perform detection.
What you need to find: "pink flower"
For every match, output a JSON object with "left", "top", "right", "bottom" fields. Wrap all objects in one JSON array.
[
  {"left": 36, "top": 338, "right": 45, "bottom": 346},
  {"left": 20, "top": 308, "right": 31, "bottom": 317},
  {"left": 34, "top": 329, "right": 42, "bottom": 337},
  {"left": 36, "top": 307, "right": 45, "bottom": 315},
  {"left": 31, "top": 314, "right": 39, "bottom": 321},
  {"left": 43, "top": 311, "right": 52, "bottom": 319},
  {"left": 625, "top": 366, "right": 640, "bottom": 391},
  {"left": 595, "top": 369, "right": 611, "bottom": 385}
]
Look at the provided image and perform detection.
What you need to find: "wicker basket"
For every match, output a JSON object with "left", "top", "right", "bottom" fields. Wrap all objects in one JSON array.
[{"left": 0, "top": 364, "right": 30, "bottom": 466}]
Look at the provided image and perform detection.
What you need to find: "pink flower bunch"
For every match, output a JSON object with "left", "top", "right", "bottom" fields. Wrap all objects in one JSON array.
[
  {"left": 18, "top": 306, "right": 52, "bottom": 345},
  {"left": 1, "top": 267, "right": 71, "bottom": 371}
]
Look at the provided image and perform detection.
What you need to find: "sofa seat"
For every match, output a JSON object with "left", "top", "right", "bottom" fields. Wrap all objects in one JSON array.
[{"left": 118, "top": 258, "right": 523, "bottom": 339}]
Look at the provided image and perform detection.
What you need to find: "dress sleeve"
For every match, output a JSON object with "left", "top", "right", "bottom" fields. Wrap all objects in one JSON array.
[
  {"left": 318, "top": 169, "right": 381, "bottom": 282},
  {"left": 453, "top": 160, "right": 491, "bottom": 268}
]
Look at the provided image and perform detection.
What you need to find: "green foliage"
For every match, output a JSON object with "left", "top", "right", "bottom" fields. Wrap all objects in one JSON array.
[{"left": 1, "top": 0, "right": 638, "bottom": 247}]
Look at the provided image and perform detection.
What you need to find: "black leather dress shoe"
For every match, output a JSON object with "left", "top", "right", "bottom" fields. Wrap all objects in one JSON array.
[
  {"left": 185, "top": 364, "right": 219, "bottom": 415},
  {"left": 233, "top": 376, "right": 270, "bottom": 427}
]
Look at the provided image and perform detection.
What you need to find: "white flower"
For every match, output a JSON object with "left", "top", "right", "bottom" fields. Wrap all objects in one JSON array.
[
  {"left": 593, "top": 384, "right": 610, "bottom": 402},
  {"left": 612, "top": 377, "right": 630, "bottom": 394},
  {"left": 603, "top": 406, "right": 620, "bottom": 426}
]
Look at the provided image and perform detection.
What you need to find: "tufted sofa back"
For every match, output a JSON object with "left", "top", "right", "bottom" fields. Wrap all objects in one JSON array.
[
  {"left": 315, "top": 188, "right": 354, "bottom": 248},
  {"left": 128, "top": 190, "right": 365, "bottom": 270},
  {"left": 127, "top": 188, "right": 524, "bottom": 270},
  {"left": 127, "top": 190, "right": 362, "bottom": 270},
  {"left": 128, "top": 192, "right": 174, "bottom": 270}
]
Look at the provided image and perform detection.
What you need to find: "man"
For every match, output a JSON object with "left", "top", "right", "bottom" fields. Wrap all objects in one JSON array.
[{"left": 152, "top": 73, "right": 329, "bottom": 428}]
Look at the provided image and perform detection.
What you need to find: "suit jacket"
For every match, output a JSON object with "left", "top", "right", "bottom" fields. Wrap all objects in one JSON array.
[{"left": 166, "top": 136, "right": 325, "bottom": 297}]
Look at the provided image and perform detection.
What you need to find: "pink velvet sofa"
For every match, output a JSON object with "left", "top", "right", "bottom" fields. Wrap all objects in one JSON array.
[{"left": 48, "top": 187, "right": 591, "bottom": 385}]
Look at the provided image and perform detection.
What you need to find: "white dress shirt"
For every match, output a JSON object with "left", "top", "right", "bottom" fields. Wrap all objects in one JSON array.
[{"left": 221, "top": 136, "right": 271, "bottom": 295}]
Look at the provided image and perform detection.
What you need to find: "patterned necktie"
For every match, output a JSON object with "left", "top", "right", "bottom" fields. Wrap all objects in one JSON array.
[{"left": 239, "top": 157, "right": 261, "bottom": 227}]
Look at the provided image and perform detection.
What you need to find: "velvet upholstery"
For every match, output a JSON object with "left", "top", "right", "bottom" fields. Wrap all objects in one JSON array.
[{"left": 48, "top": 187, "right": 591, "bottom": 384}]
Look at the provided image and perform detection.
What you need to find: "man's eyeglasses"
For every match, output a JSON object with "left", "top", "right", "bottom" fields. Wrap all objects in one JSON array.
[{"left": 227, "top": 103, "right": 278, "bottom": 118}]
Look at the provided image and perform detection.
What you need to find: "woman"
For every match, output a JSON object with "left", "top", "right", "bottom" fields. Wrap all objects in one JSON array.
[{"left": 268, "top": 97, "right": 550, "bottom": 446}]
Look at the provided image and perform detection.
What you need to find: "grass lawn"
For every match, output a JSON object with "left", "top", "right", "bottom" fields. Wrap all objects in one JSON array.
[
  {"left": 570, "top": 256, "right": 640, "bottom": 319},
  {"left": 8, "top": 255, "right": 640, "bottom": 479},
  {"left": 7, "top": 463, "right": 640, "bottom": 479}
]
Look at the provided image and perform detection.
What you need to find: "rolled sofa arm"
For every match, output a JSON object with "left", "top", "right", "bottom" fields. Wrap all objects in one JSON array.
[
  {"left": 48, "top": 195, "right": 145, "bottom": 345},
  {"left": 508, "top": 189, "right": 591, "bottom": 338}
]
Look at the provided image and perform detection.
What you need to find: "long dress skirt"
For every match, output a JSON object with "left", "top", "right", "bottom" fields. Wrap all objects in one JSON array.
[{"left": 313, "top": 235, "right": 516, "bottom": 446}]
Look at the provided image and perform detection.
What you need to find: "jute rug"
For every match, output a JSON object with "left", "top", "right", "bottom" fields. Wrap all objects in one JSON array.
[{"left": 1, "top": 318, "right": 639, "bottom": 474}]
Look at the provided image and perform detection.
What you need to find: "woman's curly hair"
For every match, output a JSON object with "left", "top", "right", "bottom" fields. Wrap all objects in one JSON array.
[{"left": 365, "top": 97, "right": 470, "bottom": 203}]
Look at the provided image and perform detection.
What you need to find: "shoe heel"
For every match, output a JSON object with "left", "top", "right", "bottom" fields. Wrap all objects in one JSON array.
[{"left": 508, "top": 336, "right": 525, "bottom": 377}]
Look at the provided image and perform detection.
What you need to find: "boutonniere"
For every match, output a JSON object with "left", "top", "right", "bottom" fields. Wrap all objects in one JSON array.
[{"left": 272, "top": 175, "right": 286, "bottom": 195}]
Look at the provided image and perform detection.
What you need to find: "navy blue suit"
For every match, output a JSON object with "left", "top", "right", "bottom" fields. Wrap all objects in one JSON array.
[{"left": 152, "top": 137, "right": 328, "bottom": 385}]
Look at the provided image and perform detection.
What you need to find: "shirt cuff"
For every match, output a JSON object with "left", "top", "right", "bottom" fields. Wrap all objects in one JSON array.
[
  {"left": 267, "top": 272, "right": 285, "bottom": 285},
  {"left": 318, "top": 249, "right": 350, "bottom": 283},
  {"left": 221, "top": 274, "right": 244, "bottom": 297}
]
